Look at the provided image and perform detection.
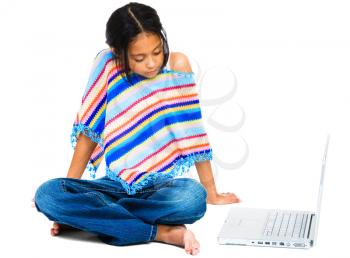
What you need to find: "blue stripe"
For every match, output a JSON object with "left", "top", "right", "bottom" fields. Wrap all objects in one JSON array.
[
  {"left": 105, "top": 99, "right": 199, "bottom": 150},
  {"left": 129, "top": 149, "right": 213, "bottom": 184},
  {"left": 108, "top": 122, "right": 207, "bottom": 172},
  {"left": 105, "top": 108, "right": 202, "bottom": 162},
  {"left": 86, "top": 95, "right": 106, "bottom": 133},
  {"left": 130, "top": 171, "right": 147, "bottom": 183},
  {"left": 157, "top": 149, "right": 212, "bottom": 173},
  {"left": 94, "top": 113, "right": 106, "bottom": 135},
  {"left": 106, "top": 72, "right": 195, "bottom": 121},
  {"left": 91, "top": 149, "right": 104, "bottom": 163},
  {"left": 83, "top": 49, "right": 114, "bottom": 99},
  {"left": 107, "top": 69, "right": 124, "bottom": 85},
  {"left": 106, "top": 73, "right": 143, "bottom": 104}
]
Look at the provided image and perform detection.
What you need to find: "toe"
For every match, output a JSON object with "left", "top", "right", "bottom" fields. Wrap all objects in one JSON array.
[
  {"left": 50, "top": 228, "right": 57, "bottom": 236},
  {"left": 183, "top": 231, "right": 200, "bottom": 255},
  {"left": 192, "top": 248, "right": 200, "bottom": 255},
  {"left": 184, "top": 242, "right": 192, "bottom": 253},
  {"left": 192, "top": 241, "right": 200, "bottom": 255}
]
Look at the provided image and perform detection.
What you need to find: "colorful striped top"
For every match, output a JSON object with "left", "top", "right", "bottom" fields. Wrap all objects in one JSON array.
[{"left": 71, "top": 49, "right": 213, "bottom": 195}]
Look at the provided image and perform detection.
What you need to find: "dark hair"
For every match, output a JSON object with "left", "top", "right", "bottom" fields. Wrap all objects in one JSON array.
[{"left": 105, "top": 2, "right": 169, "bottom": 82}]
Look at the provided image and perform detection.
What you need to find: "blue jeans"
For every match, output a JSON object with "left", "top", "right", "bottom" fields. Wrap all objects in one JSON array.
[{"left": 34, "top": 176, "right": 207, "bottom": 246}]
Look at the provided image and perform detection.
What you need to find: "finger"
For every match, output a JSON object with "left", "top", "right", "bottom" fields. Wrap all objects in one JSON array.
[
  {"left": 226, "top": 195, "right": 240, "bottom": 203},
  {"left": 227, "top": 193, "right": 240, "bottom": 200},
  {"left": 221, "top": 192, "right": 237, "bottom": 197}
]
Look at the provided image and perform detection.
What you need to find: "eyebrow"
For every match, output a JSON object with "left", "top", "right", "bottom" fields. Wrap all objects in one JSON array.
[{"left": 130, "top": 42, "right": 163, "bottom": 57}]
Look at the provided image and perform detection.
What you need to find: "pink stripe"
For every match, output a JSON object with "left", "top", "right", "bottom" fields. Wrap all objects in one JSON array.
[
  {"left": 105, "top": 94, "right": 198, "bottom": 143},
  {"left": 81, "top": 87, "right": 106, "bottom": 124},
  {"left": 148, "top": 144, "right": 210, "bottom": 172},
  {"left": 82, "top": 58, "right": 113, "bottom": 103},
  {"left": 106, "top": 83, "right": 195, "bottom": 127},
  {"left": 91, "top": 147, "right": 102, "bottom": 159},
  {"left": 124, "top": 145, "right": 210, "bottom": 183},
  {"left": 125, "top": 171, "right": 141, "bottom": 183},
  {"left": 117, "top": 134, "right": 207, "bottom": 177}
]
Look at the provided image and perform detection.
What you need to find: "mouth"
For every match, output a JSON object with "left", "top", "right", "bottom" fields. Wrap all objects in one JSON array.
[{"left": 146, "top": 69, "right": 158, "bottom": 75}]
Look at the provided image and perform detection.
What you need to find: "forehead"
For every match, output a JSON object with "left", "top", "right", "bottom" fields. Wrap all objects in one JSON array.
[{"left": 128, "top": 32, "right": 162, "bottom": 54}]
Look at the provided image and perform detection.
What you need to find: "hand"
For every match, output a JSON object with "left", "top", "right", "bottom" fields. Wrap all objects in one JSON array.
[{"left": 206, "top": 192, "right": 241, "bottom": 205}]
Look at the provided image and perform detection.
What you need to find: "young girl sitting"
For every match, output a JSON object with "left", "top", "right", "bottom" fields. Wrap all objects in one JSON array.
[{"left": 34, "top": 2, "right": 240, "bottom": 256}]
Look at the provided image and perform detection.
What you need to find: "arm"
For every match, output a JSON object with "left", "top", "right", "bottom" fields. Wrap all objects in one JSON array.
[
  {"left": 32, "top": 133, "right": 97, "bottom": 235},
  {"left": 66, "top": 50, "right": 110, "bottom": 179},
  {"left": 195, "top": 160, "right": 217, "bottom": 196},
  {"left": 66, "top": 133, "right": 97, "bottom": 179},
  {"left": 170, "top": 52, "right": 240, "bottom": 205}
]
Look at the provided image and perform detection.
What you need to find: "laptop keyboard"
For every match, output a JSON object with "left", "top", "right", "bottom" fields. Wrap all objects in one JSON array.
[{"left": 263, "top": 212, "right": 309, "bottom": 238}]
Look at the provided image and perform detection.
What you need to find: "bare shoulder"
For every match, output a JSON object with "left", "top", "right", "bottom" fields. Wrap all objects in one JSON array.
[{"left": 169, "top": 52, "right": 192, "bottom": 73}]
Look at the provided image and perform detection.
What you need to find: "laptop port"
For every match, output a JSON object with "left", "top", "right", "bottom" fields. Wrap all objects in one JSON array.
[
  {"left": 258, "top": 241, "right": 263, "bottom": 245},
  {"left": 272, "top": 242, "right": 277, "bottom": 245},
  {"left": 265, "top": 242, "right": 270, "bottom": 245},
  {"left": 279, "top": 242, "right": 285, "bottom": 246}
]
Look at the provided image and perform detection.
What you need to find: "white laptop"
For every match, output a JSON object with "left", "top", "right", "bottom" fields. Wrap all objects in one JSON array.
[{"left": 217, "top": 135, "right": 330, "bottom": 249}]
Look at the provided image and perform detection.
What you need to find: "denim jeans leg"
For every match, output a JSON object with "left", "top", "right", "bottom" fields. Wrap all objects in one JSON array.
[
  {"left": 34, "top": 177, "right": 157, "bottom": 246},
  {"left": 117, "top": 178, "right": 208, "bottom": 225}
]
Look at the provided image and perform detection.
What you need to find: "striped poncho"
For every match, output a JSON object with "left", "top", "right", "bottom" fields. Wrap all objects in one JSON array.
[{"left": 71, "top": 49, "right": 213, "bottom": 195}]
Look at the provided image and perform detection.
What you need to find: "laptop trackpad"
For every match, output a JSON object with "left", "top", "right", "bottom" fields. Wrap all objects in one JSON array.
[
  {"left": 238, "top": 219, "right": 261, "bottom": 229},
  {"left": 221, "top": 208, "right": 270, "bottom": 239}
]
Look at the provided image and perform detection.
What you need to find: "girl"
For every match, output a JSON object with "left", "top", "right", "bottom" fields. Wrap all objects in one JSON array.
[{"left": 34, "top": 2, "right": 240, "bottom": 256}]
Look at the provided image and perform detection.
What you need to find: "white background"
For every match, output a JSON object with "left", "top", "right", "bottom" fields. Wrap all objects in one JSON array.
[{"left": 1, "top": 0, "right": 350, "bottom": 257}]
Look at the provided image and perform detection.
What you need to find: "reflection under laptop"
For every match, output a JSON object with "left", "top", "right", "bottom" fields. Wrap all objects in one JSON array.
[{"left": 217, "top": 135, "right": 330, "bottom": 249}]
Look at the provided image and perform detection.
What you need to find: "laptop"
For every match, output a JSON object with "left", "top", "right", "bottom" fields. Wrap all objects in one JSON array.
[{"left": 217, "top": 135, "right": 330, "bottom": 249}]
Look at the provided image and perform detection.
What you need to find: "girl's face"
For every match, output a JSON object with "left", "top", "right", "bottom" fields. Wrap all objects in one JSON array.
[{"left": 127, "top": 32, "right": 164, "bottom": 78}]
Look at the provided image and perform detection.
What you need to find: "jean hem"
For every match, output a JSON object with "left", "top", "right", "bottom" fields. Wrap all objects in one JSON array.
[{"left": 149, "top": 224, "right": 157, "bottom": 241}]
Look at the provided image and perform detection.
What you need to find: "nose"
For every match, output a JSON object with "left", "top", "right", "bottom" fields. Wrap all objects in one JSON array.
[{"left": 146, "top": 56, "right": 156, "bottom": 69}]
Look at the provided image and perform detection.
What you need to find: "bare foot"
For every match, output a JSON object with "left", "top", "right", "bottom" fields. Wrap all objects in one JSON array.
[
  {"left": 155, "top": 225, "right": 200, "bottom": 255},
  {"left": 31, "top": 199, "right": 77, "bottom": 237},
  {"left": 50, "top": 222, "right": 77, "bottom": 236}
]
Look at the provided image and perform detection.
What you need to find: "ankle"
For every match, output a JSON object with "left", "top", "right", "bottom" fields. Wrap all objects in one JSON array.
[
  {"left": 155, "top": 224, "right": 186, "bottom": 242},
  {"left": 155, "top": 224, "right": 170, "bottom": 241}
]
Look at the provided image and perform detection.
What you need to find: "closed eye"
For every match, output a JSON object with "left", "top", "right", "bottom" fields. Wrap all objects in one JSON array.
[{"left": 134, "top": 49, "right": 163, "bottom": 62}]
